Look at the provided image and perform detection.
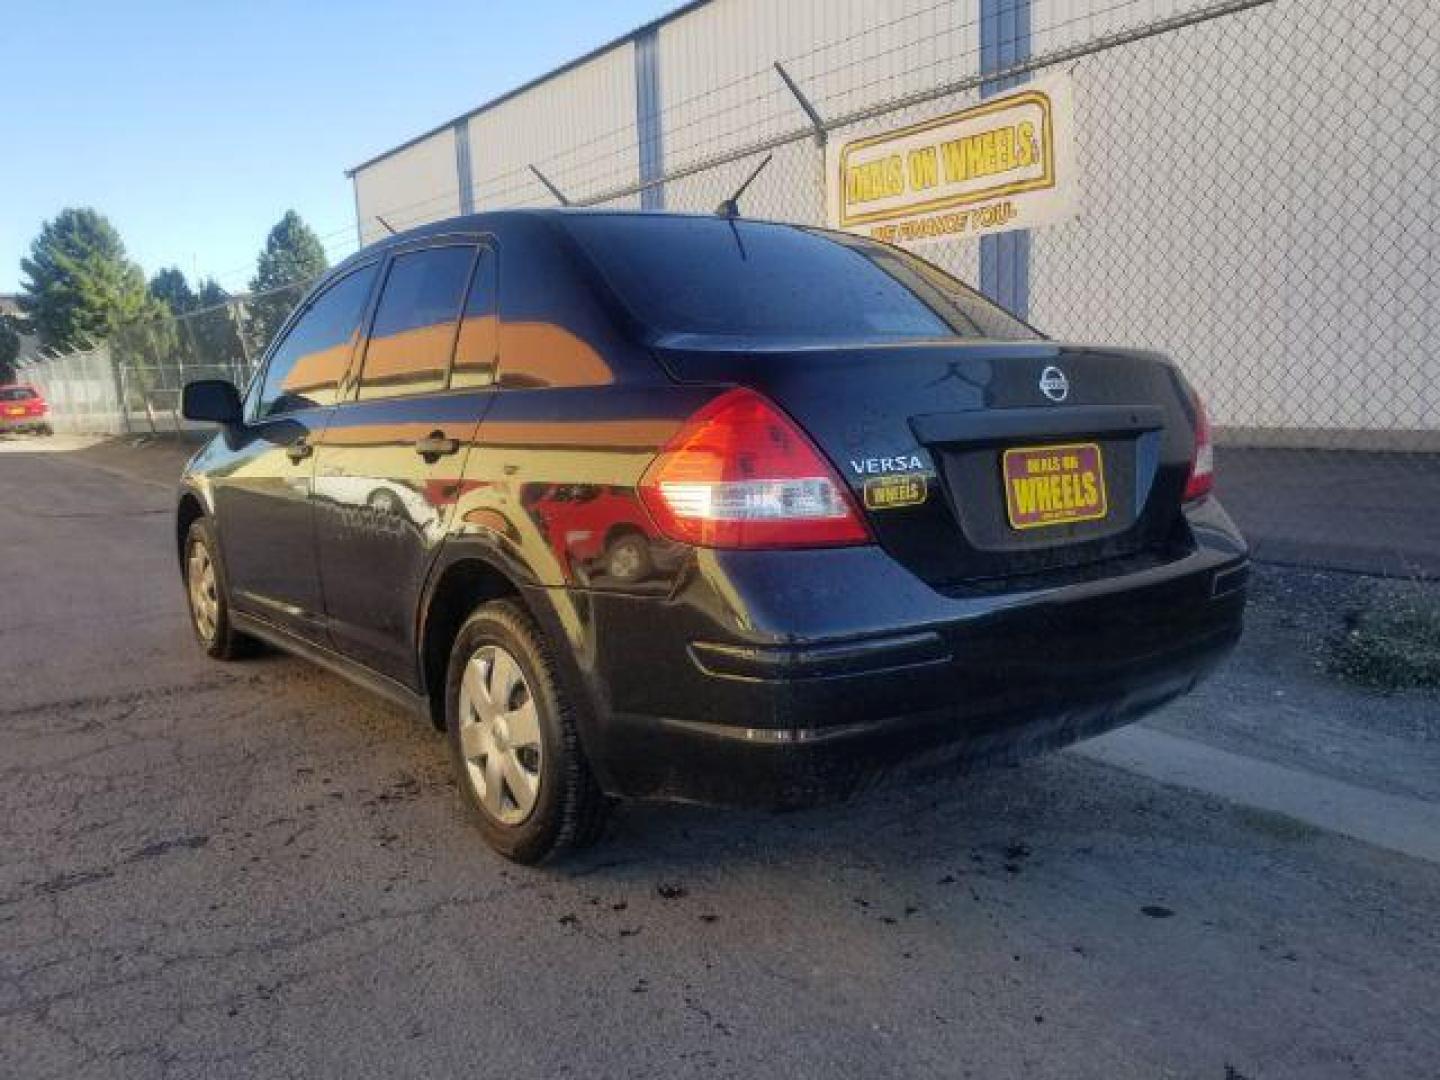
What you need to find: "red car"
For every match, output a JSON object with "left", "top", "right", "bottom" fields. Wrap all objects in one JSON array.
[{"left": 0, "top": 385, "right": 51, "bottom": 435}]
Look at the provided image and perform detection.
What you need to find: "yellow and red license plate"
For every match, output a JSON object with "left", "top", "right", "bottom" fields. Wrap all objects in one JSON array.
[
  {"left": 1002, "top": 442, "right": 1108, "bottom": 529},
  {"left": 5, "top": 405, "right": 26, "bottom": 417}
]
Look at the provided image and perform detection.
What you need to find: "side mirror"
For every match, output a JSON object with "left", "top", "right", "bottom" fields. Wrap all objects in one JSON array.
[{"left": 182, "top": 379, "right": 243, "bottom": 426}]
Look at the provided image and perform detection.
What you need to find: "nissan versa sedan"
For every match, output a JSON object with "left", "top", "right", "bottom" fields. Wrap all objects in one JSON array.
[{"left": 176, "top": 210, "right": 1248, "bottom": 863}]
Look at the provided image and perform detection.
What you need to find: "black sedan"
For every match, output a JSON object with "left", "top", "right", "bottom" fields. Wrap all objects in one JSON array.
[{"left": 177, "top": 210, "right": 1247, "bottom": 862}]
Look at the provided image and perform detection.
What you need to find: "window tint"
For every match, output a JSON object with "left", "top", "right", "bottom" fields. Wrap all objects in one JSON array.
[
  {"left": 1, "top": 387, "right": 37, "bottom": 401},
  {"left": 450, "top": 247, "right": 498, "bottom": 389},
  {"left": 563, "top": 215, "right": 1038, "bottom": 343},
  {"left": 358, "top": 245, "right": 475, "bottom": 400},
  {"left": 258, "top": 264, "right": 378, "bottom": 417}
]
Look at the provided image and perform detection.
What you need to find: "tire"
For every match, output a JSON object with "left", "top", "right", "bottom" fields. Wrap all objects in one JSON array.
[
  {"left": 605, "top": 530, "right": 653, "bottom": 583},
  {"left": 183, "top": 518, "right": 255, "bottom": 660},
  {"left": 37, "top": 424, "right": 53, "bottom": 437},
  {"left": 446, "top": 599, "right": 609, "bottom": 863}
]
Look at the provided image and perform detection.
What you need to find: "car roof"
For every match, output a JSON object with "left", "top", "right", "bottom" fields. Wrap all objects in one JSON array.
[{"left": 329, "top": 208, "right": 804, "bottom": 277}]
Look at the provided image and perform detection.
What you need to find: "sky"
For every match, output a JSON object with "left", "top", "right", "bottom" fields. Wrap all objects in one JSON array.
[{"left": 0, "top": 0, "right": 678, "bottom": 294}]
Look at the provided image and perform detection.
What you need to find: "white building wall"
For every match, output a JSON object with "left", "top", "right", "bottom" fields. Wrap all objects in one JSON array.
[
  {"left": 353, "top": 127, "right": 458, "bottom": 248},
  {"left": 467, "top": 44, "right": 641, "bottom": 212},
  {"left": 654, "top": 0, "right": 983, "bottom": 280},
  {"left": 347, "top": 0, "right": 1438, "bottom": 440},
  {"left": 1027, "top": 0, "right": 1440, "bottom": 439}
]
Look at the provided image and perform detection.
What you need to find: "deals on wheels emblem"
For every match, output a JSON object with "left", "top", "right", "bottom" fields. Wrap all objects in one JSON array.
[{"left": 1039, "top": 366, "right": 1069, "bottom": 402}]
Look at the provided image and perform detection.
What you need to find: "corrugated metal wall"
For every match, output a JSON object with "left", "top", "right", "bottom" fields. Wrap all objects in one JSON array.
[
  {"left": 1027, "top": 0, "right": 1440, "bottom": 438},
  {"left": 353, "top": 127, "right": 459, "bottom": 247},
  {"left": 653, "top": 0, "right": 983, "bottom": 280},
  {"left": 466, "top": 43, "right": 641, "bottom": 213},
  {"left": 347, "top": 0, "right": 1440, "bottom": 441}
]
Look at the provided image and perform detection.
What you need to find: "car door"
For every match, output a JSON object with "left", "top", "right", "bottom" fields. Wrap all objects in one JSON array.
[
  {"left": 210, "top": 261, "right": 380, "bottom": 641},
  {"left": 312, "top": 239, "right": 499, "bottom": 685}
]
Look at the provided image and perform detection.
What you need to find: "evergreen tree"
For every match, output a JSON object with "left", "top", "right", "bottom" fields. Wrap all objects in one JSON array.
[
  {"left": 189, "top": 279, "right": 248, "bottom": 372},
  {"left": 18, "top": 209, "right": 164, "bottom": 352},
  {"left": 149, "top": 266, "right": 198, "bottom": 316},
  {"left": 195, "top": 278, "right": 230, "bottom": 309},
  {"left": 247, "top": 211, "right": 327, "bottom": 351},
  {"left": 0, "top": 315, "right": 21, "bottom": 383}
]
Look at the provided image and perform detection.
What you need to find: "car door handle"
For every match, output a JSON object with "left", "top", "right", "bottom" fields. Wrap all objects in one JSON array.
[
  {"left": 414, "top": 431, "right": 461, "bottom": 460},
  {"left": 285, "top": 440, "right": 313, "bottom": 463}
]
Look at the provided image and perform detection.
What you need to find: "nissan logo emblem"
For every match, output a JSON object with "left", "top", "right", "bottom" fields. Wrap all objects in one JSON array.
[{"left": 1039, "top": 366, "right": 1069, "bottom": 402}]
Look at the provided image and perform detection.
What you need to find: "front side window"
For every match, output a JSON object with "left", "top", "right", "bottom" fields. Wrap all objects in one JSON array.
[
  {"left": 357, "top": 245, "right": 476, "bottom": 400},
  {"left": 257, "top": 264, "right": 378, "bottom": 417}
]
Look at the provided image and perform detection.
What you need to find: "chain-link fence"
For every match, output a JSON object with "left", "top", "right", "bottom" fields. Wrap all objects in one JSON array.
[
  {"left": 20, "top": 0, "right": 1438, "bottom": 576},
  {"left": 22, "top": 344, "right": 125, "bottom": 435},
  {"left": 20, "top": 278, "right": 312, "bottom": 435}
]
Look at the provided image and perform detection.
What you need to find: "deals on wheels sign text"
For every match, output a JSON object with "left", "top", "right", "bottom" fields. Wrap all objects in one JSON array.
[{"left": 827, "top": 76, "right": 1076, "bottom": 246}]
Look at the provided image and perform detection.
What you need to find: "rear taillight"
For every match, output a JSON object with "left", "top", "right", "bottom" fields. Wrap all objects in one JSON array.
[
  {"left": 1184, "top": 390, "right": 1214, "bottom": 501},
  {"left": 639, "top": 388, "right": 871, "bottom": 549}
]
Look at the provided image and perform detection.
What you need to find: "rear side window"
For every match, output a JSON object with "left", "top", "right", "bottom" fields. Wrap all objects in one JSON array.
[
  {"left": 258, "top": 264, "right": 378, "bottom": 417},
  {"left": 450, "top": 248, "right": 498, "bottom": 390},
  {"left": 358, "top": 245, "right": 476, "bottom": 400},
  {"left": 563, "top": 215, "right": 1038, "bottom": 343},
  {"left": 0, "top": 387, "right": 36, "bottom": 401}
]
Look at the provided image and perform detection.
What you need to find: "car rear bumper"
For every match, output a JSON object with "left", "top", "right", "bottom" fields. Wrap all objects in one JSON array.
[
  {"left": 564, "top": 498, "right": 1249, "bottom": 809},
  {"left": 0, "top": 417, "right": 49, "bottom": 432}
]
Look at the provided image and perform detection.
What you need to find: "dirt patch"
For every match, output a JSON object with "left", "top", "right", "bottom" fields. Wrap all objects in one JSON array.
[
  {"left": 1147, "top": 564, "right": 1440, "bottom": 803},
  {"left": 69, "top": 433, "right": 205, "bottom": 486},
  {"left": 1330, "top": 581, "right": 1440, "bottom": 693}
]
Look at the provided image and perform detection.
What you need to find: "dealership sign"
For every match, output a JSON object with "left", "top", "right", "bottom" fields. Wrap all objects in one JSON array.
[{"left": 826, "top": 75, "right": 1076, "bottom": 245}]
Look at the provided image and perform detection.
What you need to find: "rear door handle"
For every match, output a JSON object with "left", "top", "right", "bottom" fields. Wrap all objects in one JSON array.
[
  {"left": 286, "top": 440, "right": 313, "bottom": 463},
  {"left": 415, "top": 431, "right": 461, "bottom": 461}
]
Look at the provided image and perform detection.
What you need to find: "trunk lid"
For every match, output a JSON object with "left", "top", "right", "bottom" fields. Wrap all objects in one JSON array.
[{"left": 652, "top": 338, "right": 1201, "bottom": 588}]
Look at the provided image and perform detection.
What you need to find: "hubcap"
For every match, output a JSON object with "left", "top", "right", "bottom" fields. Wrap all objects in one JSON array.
[
  {"left": 187, "top": 542, "right": 220, "bottom": 642},
  {"left": 457, "top": 645, "right": 543, "bottom": 825},
  {"left": 609, "top": 543, "right": 641, "bottom": 580}
]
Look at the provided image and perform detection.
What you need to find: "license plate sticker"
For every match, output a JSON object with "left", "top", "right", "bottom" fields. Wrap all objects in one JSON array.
[{"left": 1002, "top": 442, "right": 1108, "bottom": 529}]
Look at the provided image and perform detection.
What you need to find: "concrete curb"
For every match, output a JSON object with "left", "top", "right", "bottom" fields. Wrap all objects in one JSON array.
[{"left": 1075, "top": 725, "right": 1440, "bottom": 865}]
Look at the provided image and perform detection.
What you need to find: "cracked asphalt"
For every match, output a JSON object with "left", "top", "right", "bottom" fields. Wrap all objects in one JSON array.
[{"left": 2, "top": 439, "right": 1439, "bottom": 1079}]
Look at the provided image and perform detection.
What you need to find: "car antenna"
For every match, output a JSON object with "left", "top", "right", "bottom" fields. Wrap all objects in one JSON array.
[
  {"left": 715, "top": 154, "right": 773, "bottom": 218},
  {"left": 375, "top": 215, "right": 398, "bottom": 235}
]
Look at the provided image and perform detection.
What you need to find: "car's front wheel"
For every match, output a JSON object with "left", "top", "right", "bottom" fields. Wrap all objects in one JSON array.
[
  {"left": 446, "top": 599, "right": 609, "bottom": 863},
  {"left": 183, "top": 518, "right": 254, "bottom": 660}
]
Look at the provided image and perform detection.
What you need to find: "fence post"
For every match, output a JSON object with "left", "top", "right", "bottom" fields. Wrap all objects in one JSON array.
[
  {"left": 110, "top": 347, "right": 131, "bottom": 435},
  {"left": 230, "top": 299, "right": 253, "bottom": 388}
]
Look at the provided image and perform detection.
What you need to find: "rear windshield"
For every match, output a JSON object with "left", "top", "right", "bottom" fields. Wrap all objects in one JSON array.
[
  {"left": 0, "top": 387, "right": 36, "bottom": 401},
  {"left": 562, "top": 215, "right": 1039, "bottom": 343}
]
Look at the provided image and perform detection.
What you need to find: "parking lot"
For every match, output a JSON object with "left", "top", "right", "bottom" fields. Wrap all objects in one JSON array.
[{"left": 3, "top": 435, "right": 1438, "bottom": 1080}]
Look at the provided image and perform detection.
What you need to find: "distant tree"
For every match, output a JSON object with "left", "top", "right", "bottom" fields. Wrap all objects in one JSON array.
[
  {"left": 195, "top": 278, "right": 230, "bottom": 309},
  {"left": 0, "top": 315, "right": 21, "bottom": 383},
  {"left": 18, "top": 208, "right": 164, "bottom": 353},
  {"left": 188, "top": 278, "right": 248, "bottom": 374},
  {"left": 149, "top": 266, "right": 198, "bottom": 316},
  {"left": 246, "top": 211, "right": 327, "bottom": 352}
]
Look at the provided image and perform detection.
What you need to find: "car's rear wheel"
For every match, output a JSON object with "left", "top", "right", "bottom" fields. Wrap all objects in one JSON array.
[
  {"left": 605, "top": 530, "right": 653, "bottom": 583},
  {"left": 446, "top": 599, "right": 609, "bottom": 863},
  {"left": 183, "top": 518, "right": 254, "bottom": 660}
]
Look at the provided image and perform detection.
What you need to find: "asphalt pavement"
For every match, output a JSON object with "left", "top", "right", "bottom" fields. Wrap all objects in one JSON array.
[
  {"left": 1219, "top": 447, "right": 1440, "bottom": 579},
  {"left": 2, "top": 436, "right": 1439, "bottom": 1080}
]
